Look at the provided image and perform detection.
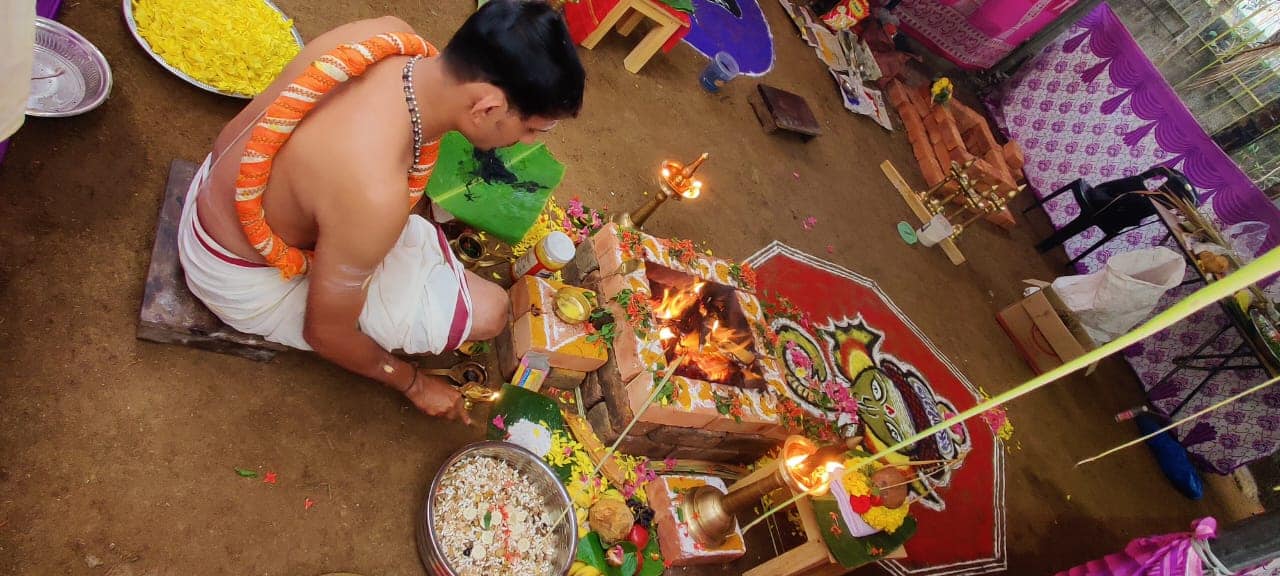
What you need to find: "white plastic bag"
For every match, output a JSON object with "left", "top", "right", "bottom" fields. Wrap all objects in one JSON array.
[{"left": 1051, "top": 247, "right": 1186, "bottom": 343}]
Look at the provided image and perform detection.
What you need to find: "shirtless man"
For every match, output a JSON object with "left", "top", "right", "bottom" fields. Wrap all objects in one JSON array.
[{"left": 177, "top": 1, "right": 586, "bottom": 423}]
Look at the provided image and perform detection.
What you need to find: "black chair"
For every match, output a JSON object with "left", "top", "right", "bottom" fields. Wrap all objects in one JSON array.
[{"left": 1025, "top": 166, "right": 1199, "bottom": 267}]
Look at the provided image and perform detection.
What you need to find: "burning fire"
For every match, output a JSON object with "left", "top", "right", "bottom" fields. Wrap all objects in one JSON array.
[
  {"left": 649, "top": 278, "right": 761, "bottom": 387},
  {"left": 782, "top": 442, "right": 839, "bottom": 494}
]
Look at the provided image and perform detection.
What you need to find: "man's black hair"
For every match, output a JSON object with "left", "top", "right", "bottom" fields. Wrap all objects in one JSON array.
[{"left": 444, "top": 0, "right": 586, "bottom": 119}]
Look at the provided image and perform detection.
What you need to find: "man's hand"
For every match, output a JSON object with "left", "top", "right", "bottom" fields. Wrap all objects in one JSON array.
[{"left": 404, "top": 372, "right": 473, "bottom": 425}]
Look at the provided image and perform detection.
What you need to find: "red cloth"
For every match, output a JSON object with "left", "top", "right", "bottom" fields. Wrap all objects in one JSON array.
[{"left": 563, "top": 0, "right": 692, "bottom": 53}]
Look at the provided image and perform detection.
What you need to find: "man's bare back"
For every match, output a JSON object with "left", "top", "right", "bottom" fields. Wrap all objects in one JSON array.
[
  {"left": 181, "top": 3, "right": 585, "bottom": 421},
  {"left": 197, "top": 16, "right": 418, "bottom": 263}
]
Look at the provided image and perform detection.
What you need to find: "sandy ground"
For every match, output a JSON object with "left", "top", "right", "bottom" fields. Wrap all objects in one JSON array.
[{"left": 0, "top": 0, "right": 1262, "bottom": 574}]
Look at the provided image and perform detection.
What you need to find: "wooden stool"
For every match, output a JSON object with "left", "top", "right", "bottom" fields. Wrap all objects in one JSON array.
[
  {"left": 137, "top": 159, "right": 287, "bottom": 362},
  {"left": 582, "top": 0, "right": 687, "bottom": 73},
  {"left": 748, "top": 84, "right": 823, "bottom": 141},
  {"left": 732, "top": 466, "right": 906, "bottom": 576}
]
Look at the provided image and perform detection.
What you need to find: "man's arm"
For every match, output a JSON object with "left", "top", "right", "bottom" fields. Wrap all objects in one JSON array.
[{"left": 302, "top": 188, "right": 471, "bottom": 423}]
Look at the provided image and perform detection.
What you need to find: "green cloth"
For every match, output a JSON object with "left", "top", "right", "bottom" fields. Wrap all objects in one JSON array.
[
  {"left": 425, "top": 131, "right": 564, "bottom": 245},
  {"left": 659, "top": 0, "right": 694, "bottom": 15},
  {"left": 811, "top": 496, "right": 917, "bottom": 569}
]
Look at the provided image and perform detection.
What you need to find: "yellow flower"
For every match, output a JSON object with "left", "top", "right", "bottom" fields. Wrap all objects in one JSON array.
[
  {"left": 863, "top": 504, "right": 910, "bottom": 533},
  {"left": 133, "top": 0, "right": 299, "bottom": 95}
]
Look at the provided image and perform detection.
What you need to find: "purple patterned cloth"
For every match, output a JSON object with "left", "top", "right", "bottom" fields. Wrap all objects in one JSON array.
[{"left": 989, "top": 4, "right": 1280, "bottom": 473}]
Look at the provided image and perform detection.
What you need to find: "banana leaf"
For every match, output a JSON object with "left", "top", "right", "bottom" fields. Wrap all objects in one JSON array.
[{"left": 426, "top": 131, "right": 564, "bottom": 245}]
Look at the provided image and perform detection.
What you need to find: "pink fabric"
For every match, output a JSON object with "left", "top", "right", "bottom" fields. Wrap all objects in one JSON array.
[
  {"left": 896, "top": 0, "right": 1078, "bottom": 69},
  {"left": 1055, "top": 518, "right": 1217, "bottom": 576}
]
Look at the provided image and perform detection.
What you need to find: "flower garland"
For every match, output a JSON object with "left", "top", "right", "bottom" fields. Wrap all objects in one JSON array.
[
  {"left": 613, "top": 288, "right": 654, "bottom": 338},
  {"left": 616, "top": 226, "right": 645, "bottom": 262},
  {"left": 763, "top": 293, "right": 814, "bottom": 331},
  {"left": 712, "top": 389, "right": 747, "bottom": 423},
  {"left": 840, "top": 459, "right": 910, "bottom": 534},
  {"left": 728, "top": 262, "right": 758, "bottom": 292},
  {"left": 776, "top": 397, "right": 841, "bottom": 443},
  {"left": 659, "top": 237, "right": 698, "bottom": 267}
]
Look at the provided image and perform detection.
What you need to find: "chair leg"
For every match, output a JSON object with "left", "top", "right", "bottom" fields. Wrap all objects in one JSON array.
[
  {"left": 1035, "top": 214, "right": 1094, "bottom": 253},
  {"left": 1023, "top": 179, "right": 1080, "bottom": 215}
]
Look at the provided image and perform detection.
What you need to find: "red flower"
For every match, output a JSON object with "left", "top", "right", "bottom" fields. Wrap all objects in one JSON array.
[
  {"left": 849, "top": 494, "right": 872, "bottom": 514},
  {"left": 304, "top": 498, "right": 315, "bottom": 510},
  {"left": 263, "top": 471, "right": 278, "bottom": 485}
]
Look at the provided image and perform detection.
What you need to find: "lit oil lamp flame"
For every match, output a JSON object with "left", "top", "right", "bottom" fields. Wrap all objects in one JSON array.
[
  {"left": 682, "top": 180, "right": 703, "bottom": 199},
  {"left": 659, "top": 326, "right": 676, "bottom": 340}
]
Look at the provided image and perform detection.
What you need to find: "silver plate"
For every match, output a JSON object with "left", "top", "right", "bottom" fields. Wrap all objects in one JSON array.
[
  {"left": 27, "top": 17, "right": 112, "bottom": 117},
  {"left": 121, "top": 0, "right": 304, "bottom": 99}
]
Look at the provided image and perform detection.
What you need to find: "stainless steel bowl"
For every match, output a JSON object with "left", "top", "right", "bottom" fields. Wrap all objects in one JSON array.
[
  {"left": 27, "top": 17, "right": 112, "bottom": 117},
  {"left": 121, "top": 0, "right": 304, "bottom": 99},
  {"left": 417, "top": 441, "right": 577, "bottom": 576}
]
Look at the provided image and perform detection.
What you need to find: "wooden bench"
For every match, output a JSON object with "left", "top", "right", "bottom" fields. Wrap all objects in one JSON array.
[
  {"left": 137, "top": 159, "right": 287, "bottom": 362},
  {"left": 581, "top": 0, "right": 691, "bottom": 73}
]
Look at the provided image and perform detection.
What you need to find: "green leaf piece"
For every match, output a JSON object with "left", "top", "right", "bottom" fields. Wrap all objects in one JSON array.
[{"left": 424, "top": 131, "right": 564, "bottom": 244}]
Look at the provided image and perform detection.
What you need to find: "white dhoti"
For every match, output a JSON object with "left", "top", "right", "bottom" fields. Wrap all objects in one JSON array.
[{"left": 177, "top": 156, "right": 473, "bottom": 354}]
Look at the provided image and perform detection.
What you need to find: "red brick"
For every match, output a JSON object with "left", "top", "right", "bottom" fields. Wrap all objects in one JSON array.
[
  {"left": 939, "top": 118, "right": 966, "bottom": 151},
  {"left": 647, "top": 425, "right": 727, "bottom": 448},
  {"left": 886, "top": 81, "right": 910, "bottom": 108},
  {"left": 899, "top": 107, "right": 926, "bottom": 143},
  {"left": 919, "top": 155, "right": 946, "bottom": 187},
  {"left": 668, "top": 445, "right": 755, "bottom": 464},
  {"left": 905, "top": 85, "right": 932, "bottom": 119},
  {"left": 580, "top": 370, "right": 605, "bottom": 409},
  {"left": 629, "top": 375, "right": 720, "bottom": 429},
  {"left": 931, "top": 139, "right": 954, "bottom": 177},
  {"left": 950, "top": 101, "right": 986, "bottom": 132},
  {"left": 984, "top": 208, "right": 1017, "bottom": 230},
  {"left": 590, "top": 222, "right": 626, "bottom": 277},
  {"left": 646, "top": 477, "right": 746, "bottom": 567},
  {"left": 947, "top": 147, "right": 976, "bottom": 167},
  {"left": 1003, "top": 141, "right": 1026, "bottom": 182},
  {"left": 617, "top": 434, "right": 673, "bottom": 459},
  {"left": 596, "top": 352, "right": 637, "bottom": 429}
]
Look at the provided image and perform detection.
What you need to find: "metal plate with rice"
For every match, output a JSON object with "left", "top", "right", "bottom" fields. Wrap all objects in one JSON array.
[
  {"left": 418, "top": 441, "right": 577, "bottom": 576},
  {"left": 121, "top": 0, "right": 304, "bottom": 99},
  {"left": 28, "top": 17, "right": 112, "bottom": 117}
]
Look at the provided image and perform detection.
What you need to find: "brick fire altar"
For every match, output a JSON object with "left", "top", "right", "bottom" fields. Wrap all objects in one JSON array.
[{"left": 565, "top": 224, "right": 790, "bottom": 464}]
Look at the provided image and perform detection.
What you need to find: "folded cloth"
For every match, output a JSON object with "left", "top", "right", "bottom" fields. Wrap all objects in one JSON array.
[
  {"left": 177, "top": 156, "right": 472, "bottom": 353},
  {"left": 1, "top": 1, "right": 35, "bottom": 140}
]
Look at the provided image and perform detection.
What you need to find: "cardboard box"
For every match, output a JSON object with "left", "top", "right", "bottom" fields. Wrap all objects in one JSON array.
[{"left": 996, "top": 282, "right": 1097, "bottom": 375}]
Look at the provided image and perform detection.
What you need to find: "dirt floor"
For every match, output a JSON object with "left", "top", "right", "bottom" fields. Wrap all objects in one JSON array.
[{"left": 0, "top": 0, "right": 1265, "bottom": 574}]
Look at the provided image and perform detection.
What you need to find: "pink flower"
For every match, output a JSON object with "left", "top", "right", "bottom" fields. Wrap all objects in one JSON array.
[
  {"left": 980, "top": 406, "right": 1008, "bottom": 435},
  {"left": 664, "top": 457, "right": 677, "bottom": 469},
  {"left": 826, "top": 245, "right": 835, "bottom": 254},
  {"left": 802, "top": 216, "right": 818, "bottom": 230},
  {"left": 622, "top": 484, "right": 637, "bottom": 498},
  {"left": 492, "top": 414, "right": 506, "bottom": 430},
  {"left": 304, "top": 498, "right": 315, "bottom": 510},
  {"left": 263, "top": 471, "right": 278, "bottom": 485},
  {"left": 567, "top": 198, "right": 585, "bottom": 218}
]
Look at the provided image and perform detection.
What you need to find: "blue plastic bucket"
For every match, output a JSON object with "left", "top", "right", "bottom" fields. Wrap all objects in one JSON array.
[{"left": 699, "top": 52, "right": 740, "bottom": 93}]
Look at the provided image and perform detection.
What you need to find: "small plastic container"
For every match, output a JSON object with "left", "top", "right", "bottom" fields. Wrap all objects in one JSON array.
[
  {"left": 700, "top": 52, "right": 740, "bottom": 93},
  {"left": 511, "top": 231, "right": 574, "bottom": 279}
]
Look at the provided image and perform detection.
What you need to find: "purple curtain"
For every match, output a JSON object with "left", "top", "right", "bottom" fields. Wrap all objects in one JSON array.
[{"left": 989, "top": 4, "right": 1280, "bottom": 473}]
